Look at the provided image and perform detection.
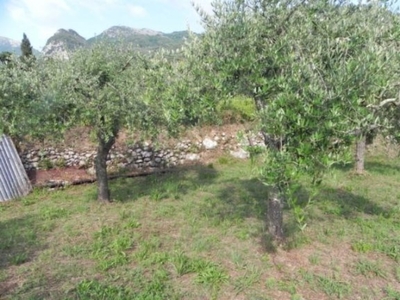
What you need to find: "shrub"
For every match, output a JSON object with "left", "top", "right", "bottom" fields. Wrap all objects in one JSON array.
[{"left": 217, "top": 95, "right": 256, "bottom": 123}]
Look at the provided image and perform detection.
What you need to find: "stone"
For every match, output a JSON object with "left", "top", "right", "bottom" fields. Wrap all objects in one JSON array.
[
  {"left": 185, "top": 153, "right": 200, "bottom": 161},
  {"left": 78, "top": 160, "right": 87, "bottom": 169},
  {"left": 117, "top": 163, "right": 126, "bottom": 169},
  {"left": 230, "top": 148, "right": 249, "bottom": 159},
  {"left": 203, "top": 138, "right": 218, "bottom": 150}
]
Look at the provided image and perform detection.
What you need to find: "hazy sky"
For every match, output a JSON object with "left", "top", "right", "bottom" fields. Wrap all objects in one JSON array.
[{"left": 0, "top": 0, "right": 213, "bottom": 50}]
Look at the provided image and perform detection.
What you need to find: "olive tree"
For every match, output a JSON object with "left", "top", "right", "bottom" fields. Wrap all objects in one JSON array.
[
  {"left": 192, "top": 0, "right": 400, "bottom": 240},
  {"left": 0, "top": 55, "right": 62, "bottom": 145},
  {"left": 50, "top": 44, "right": 155, "bottom": 202},
  {"left": 52, "top": 43, "right": 210, "bottom": 202}
]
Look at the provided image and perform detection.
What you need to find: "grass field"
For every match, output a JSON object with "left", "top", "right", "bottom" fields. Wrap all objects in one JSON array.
[{"left": 1, "top": 147, "right": 399, "bottom": 299}]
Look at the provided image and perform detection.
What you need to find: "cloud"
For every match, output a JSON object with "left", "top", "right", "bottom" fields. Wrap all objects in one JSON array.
[
  {"left": 155, "top": 0, "right": 214, "bottom": 13},
  {"left": 6, "top": 0, "right": 72, "bottom": 47},
  {"left": 127, "top": 5, "right": 147, "bottom": 17},
  {"left": 7, "top": 0, "right": 71, "bottom": 22}
]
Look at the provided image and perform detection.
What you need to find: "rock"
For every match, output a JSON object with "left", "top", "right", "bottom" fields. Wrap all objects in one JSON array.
[
  {"left": 78, "top": 160, "right": 87, "bottom": 169},
  {"left": 230, "top": 148, "right": 249, "bottom": 159},
  {"left": 186, "top": 153, "right": 200, "bottom": 161},
  {"left": 203, "top": 138, "right": 218, "bottom": 150}
]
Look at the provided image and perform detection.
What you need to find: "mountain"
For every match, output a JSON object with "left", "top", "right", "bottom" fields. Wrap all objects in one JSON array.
[
  {"left": 0, "top": 36, "right": 40, "bottom": 56},
  {"left": 43, "top": 29, "right": 87, "bottom": 58},
  {"left": 43, "top": 26, "right": 191, "bottom": 57},
  {"left": 87, "top": 26, "right": 188, "bottom": 51}
]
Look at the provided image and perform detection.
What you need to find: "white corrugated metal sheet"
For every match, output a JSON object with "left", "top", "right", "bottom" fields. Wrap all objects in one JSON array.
[{"left": 0, "top": 135, "right": 32, "bottom": 201}]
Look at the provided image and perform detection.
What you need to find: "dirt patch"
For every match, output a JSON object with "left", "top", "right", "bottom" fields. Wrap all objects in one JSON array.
[{"left": 27, "top": 168, "right": 93, "bottom": 186}]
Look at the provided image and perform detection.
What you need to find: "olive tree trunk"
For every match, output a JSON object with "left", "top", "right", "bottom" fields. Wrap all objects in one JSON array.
[
  {"left": 95, "top": 134, "right": 116, "bottom": 202},
  {"left": 267, "top": 187, "right": 284, "bottom": 241},
  {"left": 355, "top": 135, "right": 366, "bottom": 174}
]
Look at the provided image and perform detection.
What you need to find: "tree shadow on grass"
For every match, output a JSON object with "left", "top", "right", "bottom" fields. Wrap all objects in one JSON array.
[
  {"left": 203, "top": 173, "right": 392, "bottom": 253},
  {"left": 364, "top": 161, "right": 400, "bottom": 176},
  {"left": 316, "top": 186, "right": 392, "bottom": 219},
  {"left": 0, "top": 213, "right": 51, "bottom": 297},
  {"left": 197, "top": 177, "right": 310, "bottom": 252},
  {"left": 107, "top": 164, "right": 219, "bottom": 203},
  {"left": 332, "top": 160, "right": 400, "bottom": 176},
  {"left": 0, "top": 214, "right": 47, "bottom": 271}
]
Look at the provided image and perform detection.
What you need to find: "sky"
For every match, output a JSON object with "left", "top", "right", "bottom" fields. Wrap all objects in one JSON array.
[{"left": 0, "top": 0, "right": 213, "bottom": 50}]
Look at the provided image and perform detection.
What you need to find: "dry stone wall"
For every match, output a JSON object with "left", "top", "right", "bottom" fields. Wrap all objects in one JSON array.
[{"left": 21, "top": 130, "right": 265, "bottom": 172}]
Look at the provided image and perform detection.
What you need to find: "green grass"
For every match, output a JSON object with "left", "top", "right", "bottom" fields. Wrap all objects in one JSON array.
[{"left": 1, "top": 148, "right": 399, "bottom": 299}]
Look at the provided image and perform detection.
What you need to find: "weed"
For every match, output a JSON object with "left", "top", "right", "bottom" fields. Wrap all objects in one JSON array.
[
  {"left": 38, "top": 158, "right": 53, "bottom": 170},
  {"left": 308, "top": 253, "right": 320, "bottom": 265},
  {"left": 233, "top": 266, "right": 262, "bottom": 293},
  {"left": 316, "top": 274, "right": 351, "bottom": 299},
  {"left": 277, "top": 280, "right": 297, "bottom": 295},
  {"left": 384, "top": 285, "right": 400, "bottom": 300},
  {"left": 265, "top": 277, "right": 278, "bottom": 289},
  {"left": 217, "top": 155, "right": 234, "bottom": 165},
  {"left": 10, "top": 252, "right": 28, "bottom": 265},
  {"left": 351, "top": 241, "right": 374, "bottom": 253},
  {"left": 170, "top": 251, "right": 194, "bottom": 276},
  {"left": 194, "top": 262, "right": 229, "bottom": 288},
  {"left": 75, "top": 279, "right": 132, "bottom": 299},
  {"left": 54, "top": 157, "right": 67, "bottom": 168},
  {"left": 150, "top": 189, "right": 167, "bottom": 201},
  {"left": 123, "top": 219, "right": 141, "bottom": 229},
  {"left": 354, "top": 259, "right": 387, "bottom": 278}
]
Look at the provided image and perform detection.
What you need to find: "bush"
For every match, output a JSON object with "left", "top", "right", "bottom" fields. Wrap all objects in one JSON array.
[{"left": 217, "top": 95, "right": 256, "bottom": 123}]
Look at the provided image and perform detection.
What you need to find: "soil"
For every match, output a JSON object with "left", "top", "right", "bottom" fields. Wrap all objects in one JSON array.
[{"left": 27, "top": 167, "right": 93, "bottom": 186}]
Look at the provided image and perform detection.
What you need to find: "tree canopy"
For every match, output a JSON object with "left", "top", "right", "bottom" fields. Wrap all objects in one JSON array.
[
  {"left": 191, "top": 0, "right": 400, "bottom": 240},
  {"left": 20, "top": 33, "right": 34, "bottom": 59}
]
